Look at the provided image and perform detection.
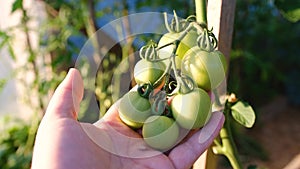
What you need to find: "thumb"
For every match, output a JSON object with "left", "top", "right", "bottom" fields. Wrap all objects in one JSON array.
[{"left": 44, "top": 68, "right": 84, "bottom": 120}]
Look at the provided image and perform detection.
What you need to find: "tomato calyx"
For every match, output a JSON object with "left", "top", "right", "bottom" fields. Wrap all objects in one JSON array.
[
  {"left": 149, "top": 90, "right": 167, "bottom": 116},
  {"left": 135, "top": 43, "right": 168, "bottom": 88},
  {"left": 137, "top": 83, "right": 154, "bottom": 99},
  {"left": 139, "top": 42, "right": 160, "bottom": 61},
  {"left": 177, "top": 74, "right": 196, "bottom": 94},
  {"left": 165, "top": 78, "right": 177, "bottom": 94},
  {"left": 164, "top": 11, "right": 189, "bottom": 33},
  {"left": 138, "top": 83, "right": 173, "bottom": 118},
  {"left": 197, "top": 28, "right": 218, "bottom": 52}
]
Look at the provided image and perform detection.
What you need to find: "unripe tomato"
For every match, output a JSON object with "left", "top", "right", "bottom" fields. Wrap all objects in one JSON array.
[
  {"left": 171, "top": 88, "right": 212, "bottom": 129},
  {"left": 158, "top": 31, "right": 198, "bottom": 59},
  {"left": 182, "top": 47, "right": 227, "bottom": 91},
  {"left": 119, "top": 91, "right": 152, "bottom": 128},
  {"left": 134, "top": 59, "right": 166, "bottom": 87},
  {"left": 142, "top": 115, "right": 179, "bottom": 150},
  {"left": 157, "top": 30, "right": 198, "bottom": 68}
]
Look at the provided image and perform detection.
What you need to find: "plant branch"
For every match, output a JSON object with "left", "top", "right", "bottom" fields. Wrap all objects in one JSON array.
[
  {"left": 195, "top": 0, "right": 207, "bottom": 26},
  {"left": 219, "top": 104, "right": 243, "bottom": 169},
  {"left": 21, "top": 8, "right": 45, "bottom": 112}
]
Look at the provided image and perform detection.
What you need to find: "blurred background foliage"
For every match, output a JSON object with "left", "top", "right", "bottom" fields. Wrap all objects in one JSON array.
[
  {"left": 0, "top": 0, "right": 299, "bottom": 168},
  {"left": 229, "top": 0, "right": 300, "bottom": 107}
]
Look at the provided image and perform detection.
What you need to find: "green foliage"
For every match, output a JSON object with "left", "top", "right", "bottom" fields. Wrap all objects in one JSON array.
[
  {"left": 0, "top": 31, "right": 16, "bottom": 61},
  {"left": 0, "top": 79, "right": 7, "bottom": 93},
  {"left": 0, "top": 116, "right": 32, "bottom": 169},
  {"left": 41, "top": 3, "right": 84, "bottom": 70},
  {"left": 229, "top": 0, "right": 300, "bottom": 106},
  {"left": 96, "top": 52, "right": 123, "bottom": 118},
  {"left": 231, "top": 101, "right": 255, "bottom": 128},
  {"left": 11, "top": 0, "right": 23, "bottom": 13},
  {"left": 275, "top": 0, "right": 300, "bottom": 22},
  {"left": 0, "top": 31, "right": 9, "bottom": 49},
  {"left": 0, "top": 0, "right": 90, "bottom": 167}
]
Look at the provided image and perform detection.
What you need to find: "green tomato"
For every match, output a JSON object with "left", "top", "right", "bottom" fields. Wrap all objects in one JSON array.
[
  {"left": 171, "top": 88, "right": 212, "bottom": 129},
  {"left": 182, "top": 46, "right": 227, "bottom": 91},
  {"left": 158, "top": 31, "right": 198, "bottom": 59},
  {"left": 142, "top": 116, "right": 179, "bottom": 150},
  {"left": 119, "top": 91, "right": 152, "bottom": 128},
  {"left": 134, "top": 59, "right": 166, "bottom": 87},
  {"left": 157, "top": 30, "right": 198, "bottom": 68}
]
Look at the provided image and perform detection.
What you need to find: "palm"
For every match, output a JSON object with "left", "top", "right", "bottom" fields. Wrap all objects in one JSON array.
[{"left": 38, "top": 118, "right": 173, "bottom": 169}]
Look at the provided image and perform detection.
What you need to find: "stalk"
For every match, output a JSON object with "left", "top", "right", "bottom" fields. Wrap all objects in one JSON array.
[
  {"left": 195, "top": 0, "right": 207, "bottom": 26},
  {"left": 220, "top": 106, "right": 243, "bottom": 169},
  {"left": 212, "top": 99, "right": 243, "bottom": 169}
]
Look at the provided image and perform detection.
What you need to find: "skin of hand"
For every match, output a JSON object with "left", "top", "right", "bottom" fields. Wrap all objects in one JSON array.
[{"left": 31, "top": 68, "right": 224, "bottom": 169}]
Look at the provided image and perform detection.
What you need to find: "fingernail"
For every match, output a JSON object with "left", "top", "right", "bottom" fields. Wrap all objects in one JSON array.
[{"left": 198, "top": 112, "right": 224, "bottom": 144}]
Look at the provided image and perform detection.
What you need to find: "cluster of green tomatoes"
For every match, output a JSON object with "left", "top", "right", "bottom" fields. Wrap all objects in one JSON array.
[{"left": 118, "top": 13, "right": 227, "bottom": 151}]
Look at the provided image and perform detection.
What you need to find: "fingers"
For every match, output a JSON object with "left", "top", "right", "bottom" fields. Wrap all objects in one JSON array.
[
  {"left": 93, "top": 100, "right": 121, "bottom": 128},
  {"left": 44, "top": 68, "right": 84, "bottom": 120},
  {"left": 168, "top": 111, "right": 224, "bottom": 169}
]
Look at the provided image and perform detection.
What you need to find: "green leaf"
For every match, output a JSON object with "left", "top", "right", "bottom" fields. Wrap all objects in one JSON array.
[
  {"left": 11, "top": 0, "right": 23, "bottom": 13},
  {"left": 0, "top": 79, "right": 7, "bottom": 93},
  {"left": 8, "top": 44, "right": 16, "bottom": 61},
  {"left": 231, "top": 101, "right": 256, "bottom": 128},
  {"left": 0, "top": 31, "right": 9, "bottom": 49},
  {"left": 275, "top": 0, "right": 300, "bottom": 22},
  {"left": 0, "top": 31, "right": 9, "bottom": 39},
  {"left": 0, "top": 37, "right": 8, "bottom": 50}
]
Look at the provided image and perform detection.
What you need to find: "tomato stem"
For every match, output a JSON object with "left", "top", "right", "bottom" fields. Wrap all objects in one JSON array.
[
  {"left": 220, "top": 114, "right": 243, "bottom": 169},
  {"left": 195, "top": 0, "right": 207, "bottom": 27},
  {"left": 153, "top": 23, "right": 194, "bottom": 92},
  {"left": 147, "top": 12, "right": 209, "bottom": 94},
  {"left": 152, "top": 15, "right": 210, "bottom": 95},
  {"left": 212, "top": 101, "right": 243, "bottom": 169}
]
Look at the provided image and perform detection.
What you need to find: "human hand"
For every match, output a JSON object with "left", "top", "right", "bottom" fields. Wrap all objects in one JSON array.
[{"left": 31, "top": 68, "right": 224, "bottom": 169}]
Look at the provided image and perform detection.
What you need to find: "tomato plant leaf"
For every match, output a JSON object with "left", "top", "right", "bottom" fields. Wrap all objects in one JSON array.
[
  {"left": 11, "top": 0, "right": 23, "bottom": 13},
  {"left": 231, "top": 101, "right": 256, "bottom": 128},
  {"left": 274, "top": 0, "right": 300, "bottom": 22}
]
